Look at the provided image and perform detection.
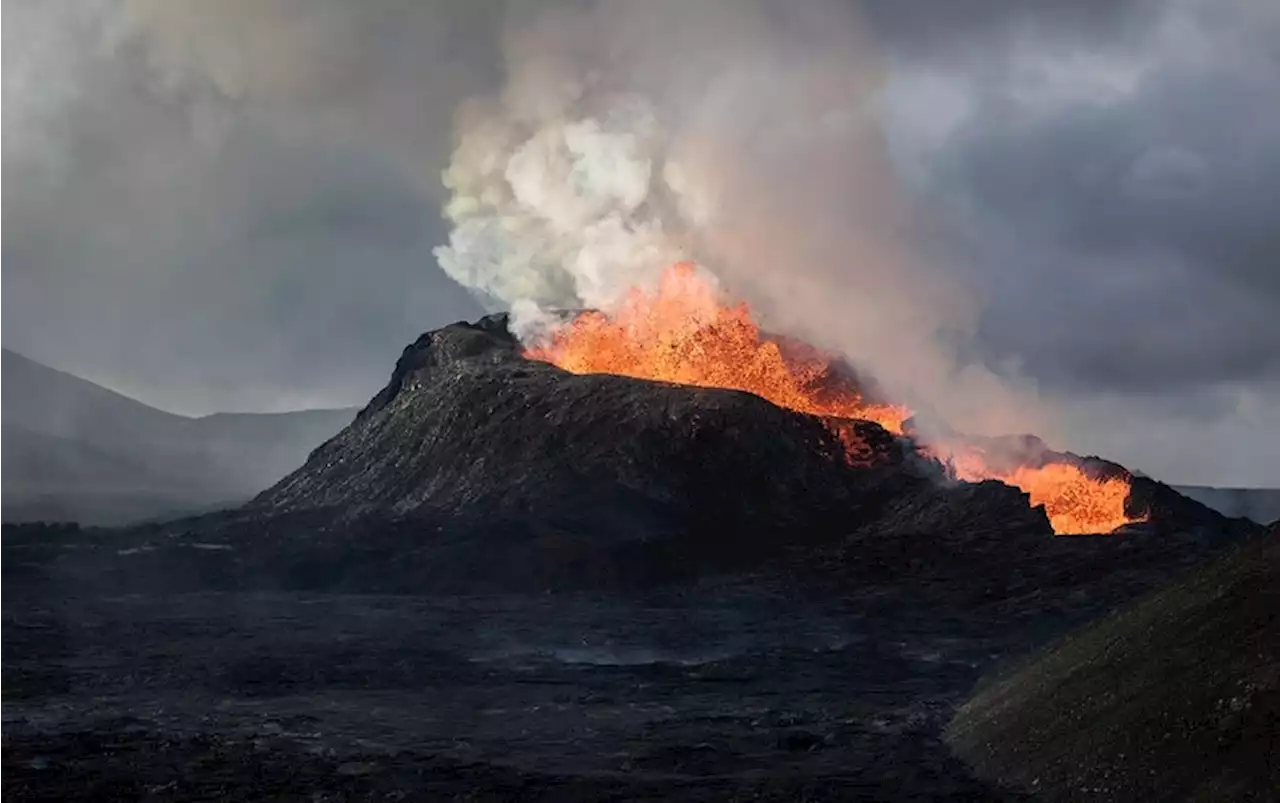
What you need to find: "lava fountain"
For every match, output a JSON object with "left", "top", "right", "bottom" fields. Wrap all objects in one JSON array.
[
  {"left": 946, "top": 449, "right": 1145, "bottom": 536},
  {"left": 525, "top": 263, "right": 1146, "bottom": 535},
  {"left": 525, "top": 262, "right": 910, "bottom": 434}
]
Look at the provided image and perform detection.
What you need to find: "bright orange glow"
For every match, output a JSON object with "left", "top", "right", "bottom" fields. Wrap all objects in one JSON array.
[
  {"left": 525, "top": 262, "right": 1145, "bottom": 535},
  {"left": 947, "top": 450, "right": 1146, "bottom": 535},
  {"left": 525, "top": 262, "right": 910, "bottom": 434}
]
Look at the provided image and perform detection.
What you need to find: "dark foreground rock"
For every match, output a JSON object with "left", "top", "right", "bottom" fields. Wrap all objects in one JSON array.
[
  {"left": 8, "top": 524, "right": 1269, "bottom": 802},
  {"left": 4, "top": 582, "right": 1037, "bottom": 802},
  {"left": 946, "top": 528, "right": 1280, "bottom": 801}
]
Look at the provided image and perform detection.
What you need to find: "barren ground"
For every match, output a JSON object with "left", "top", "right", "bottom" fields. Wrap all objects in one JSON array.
[{"left": 4, "top": 572, "right": 1038, "bottom": 801}]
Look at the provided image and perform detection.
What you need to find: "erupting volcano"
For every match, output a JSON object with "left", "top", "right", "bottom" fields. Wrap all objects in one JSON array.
[
  {"left": 526, "top": 262, "right": 1146, "bottom": 536},
  {"left": 524, "top": 262, "right": 911, "bottom": 434}
]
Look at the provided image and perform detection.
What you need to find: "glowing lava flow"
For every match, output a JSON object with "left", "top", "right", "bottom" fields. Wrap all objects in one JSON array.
[
  {"left": 947, "top": 452, "right": 1145, "bottom": 535},
  {"left": 1001, "top": 464, "right": 1142, "bottom": 535},
  {"left": 524, "top": 262, "right": 910, "bottom": 434},
  {"left": 525, "top": 262, "right": 1145, "bottom": 535}
]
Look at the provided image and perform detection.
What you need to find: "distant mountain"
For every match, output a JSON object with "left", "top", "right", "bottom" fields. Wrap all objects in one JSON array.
[
  {"left": 1170, "top": 485, "right": 1280, "bottom": 526},
  {"left": 2, "top": 349, "right": 356, "bottom": 525}
]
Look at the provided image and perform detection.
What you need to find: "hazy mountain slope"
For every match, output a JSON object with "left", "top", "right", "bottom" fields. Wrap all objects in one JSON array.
[
  {"left": 1, "top": 424, "right": 247, "bottom": 525},
  {"left": 2, "top": 349, "right": 355, "bottom": 525},
  {"left": 1171, "top": 484, "right": 1280, "bottom": 525},
  {"left": 3, "top": 349, "right": 191, "bottom": 445},
  {"left": 947, "top": 529, "right": 1280, "bottom": 801},
  {"left": 2, "top": 425, "right": 174, "bottom": 493}
]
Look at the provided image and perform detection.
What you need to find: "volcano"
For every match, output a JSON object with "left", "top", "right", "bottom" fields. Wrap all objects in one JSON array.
[
  {"left": 232, "top": 311, "right": 929, "bottom": 590},
  {"left": 70, "top": 296, "right": 1256, "bottom": 597},
  {"left": 6, "top": 306, "right": 1266, "bottom": 802},
  {"left": 522, "top": 263, "right": 1155, "bottom": 536}
]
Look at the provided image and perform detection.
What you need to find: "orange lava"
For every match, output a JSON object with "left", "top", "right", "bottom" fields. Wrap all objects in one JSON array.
[
  {"left": 948, "top": 451, "right": 1146, "bottom": 535},
  {"left": 525, "top": 262, "right": 1144, "bottom": 535},
  {"left": 525, "top": 262, "right": 910, "bottom": 434}
]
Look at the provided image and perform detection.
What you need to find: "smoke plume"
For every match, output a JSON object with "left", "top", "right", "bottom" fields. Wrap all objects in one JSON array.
[
  {"left": 432, "top": 0, "right": 1052, "bottom": 438},
  {"left": 108, "top": 0, "right": 510, "bottom": 196}
]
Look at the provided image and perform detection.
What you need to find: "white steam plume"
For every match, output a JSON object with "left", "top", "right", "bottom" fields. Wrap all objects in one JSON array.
[
  {"left": 3, "top": 0, "right": 119, "bottom": 175},
  {"left": 434, "top": 92, "right": 696, "bottom": 322},
  {"left": 434, "top": 0, "right": 1054, "bottom": 438}
]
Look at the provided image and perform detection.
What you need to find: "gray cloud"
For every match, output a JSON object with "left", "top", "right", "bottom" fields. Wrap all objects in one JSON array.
[
  {"left": 877, "top": 1, "right": 1280, "bottom": 384},
  {"left": 873, "top": 0, "right": 1280, "bottom": 484},
  {"left": 3, "top": 0, "right": 497, "bottom": 413},
  {"left": 860, "top": 0, "right": 1160, "bottom": 61},
  {"left": 3, "top": 0, "right": 1277, "bottom": 484}
]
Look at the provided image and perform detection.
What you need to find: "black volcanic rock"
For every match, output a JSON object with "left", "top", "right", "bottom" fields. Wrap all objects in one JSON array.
[{"left": 193, "top": 314, "right": 930, "bottom": 590}]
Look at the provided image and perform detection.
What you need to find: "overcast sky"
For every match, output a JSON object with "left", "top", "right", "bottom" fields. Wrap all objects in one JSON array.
[{"left": 4, "top": 0, "right": 1278, "bottom": 486}]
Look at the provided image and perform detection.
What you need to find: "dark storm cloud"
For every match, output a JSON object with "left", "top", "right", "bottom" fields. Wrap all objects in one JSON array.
[
  {"left": 912, "top": 6, "right": 1280, "bottom": 394},
  {"left": 3, "top": 0, "right": 500, "bottom": 413},
  {"left": 859, "top": 0, "right": 1159, "bottom": 60},
  {"left": 868, "top": 0, "right": 1280, "bottom": 483}
]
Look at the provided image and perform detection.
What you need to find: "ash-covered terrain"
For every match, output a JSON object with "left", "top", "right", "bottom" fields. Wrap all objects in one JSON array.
[{"left": 4, "top": 316, "right": 1273, "bottom": 802}]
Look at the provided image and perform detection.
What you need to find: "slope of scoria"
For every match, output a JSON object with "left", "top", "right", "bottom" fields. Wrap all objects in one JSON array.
[{"left": 526, "top": 262, "right": 1146, "bottom": 535}]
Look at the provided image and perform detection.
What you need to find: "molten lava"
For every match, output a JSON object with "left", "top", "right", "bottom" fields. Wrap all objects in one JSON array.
[
  {"left": 526, "top": 262, "right": 1146, "bottom": 535},
  {"left": 947, "top": 452, "right": 1144, "bottom": 535},
  {"left": 525, "top": 262, "right": 910, "bottom": 434}
]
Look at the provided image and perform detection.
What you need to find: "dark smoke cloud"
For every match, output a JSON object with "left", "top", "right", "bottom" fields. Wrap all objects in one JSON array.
[{"left": 3, "top": 0, "right": 1277, "bottom": 485}]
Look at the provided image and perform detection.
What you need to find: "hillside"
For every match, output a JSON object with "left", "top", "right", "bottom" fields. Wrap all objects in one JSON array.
[
  {"left": 947, "top": 528, "right": 1280, "bottom": 801},
  {"left": 2, "top": 349, "right": 355, "bottom": 525},
  {"left": 3, "top": 349, "right": 190, "bottom": 443}
]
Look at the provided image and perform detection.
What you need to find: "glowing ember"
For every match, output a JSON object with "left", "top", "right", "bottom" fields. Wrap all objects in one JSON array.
[
  {"left": 525, "top": 262, "right": 910, "bottom": 434},
  {"left": 525, "top": 262, "right": 1145, "bottom": 535}
]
